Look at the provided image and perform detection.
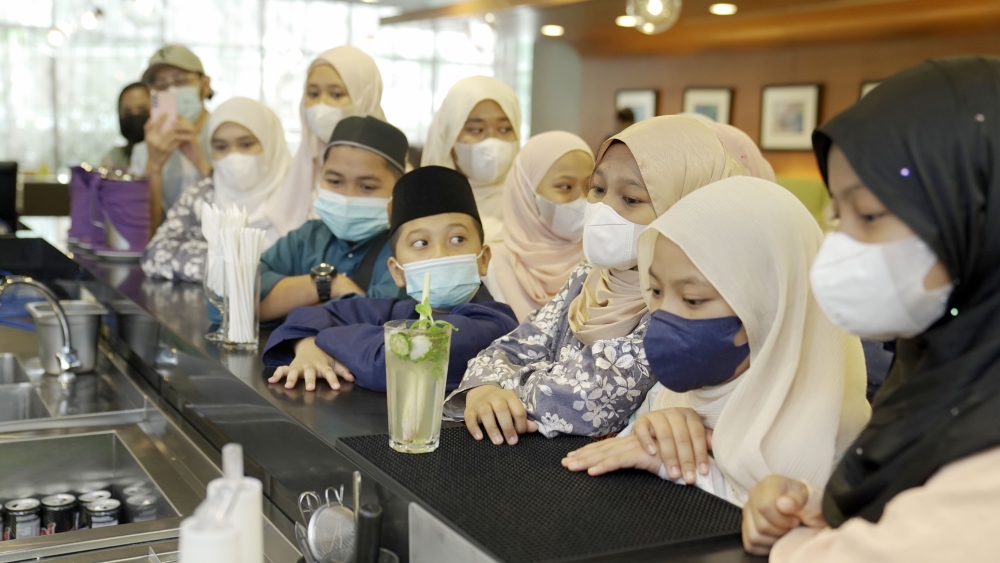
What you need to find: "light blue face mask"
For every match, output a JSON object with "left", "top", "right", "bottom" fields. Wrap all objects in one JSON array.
[
  {"left": 403, "top": 252, "right": 483, "bottom": 310},
  {"left": 313, "top": 190, "right": 390, "bottom": 242},
  {"left": 170, "top": 85, "right": 204, "bottom": 123}
]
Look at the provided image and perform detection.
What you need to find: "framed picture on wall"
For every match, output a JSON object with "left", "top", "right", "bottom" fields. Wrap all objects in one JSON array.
[
  {"left": 759, "top": 84, "right": 822, "bottom": 151},
  {"left": 682, "top": 87, "right": 733, "bottom": 124},
  {"left": 860, "top": 81, "right": 880, "bottom": 99},
  {"left": 615, "top": 89, "right": 658, "bottom": 122}
]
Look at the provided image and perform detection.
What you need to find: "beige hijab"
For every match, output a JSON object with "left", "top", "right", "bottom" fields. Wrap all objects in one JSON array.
[
  {"left": 679, "top": 113, "right": 775, "bottom": 182},
  {"left": 421, "top": 76, "right": 522, "bottom": 245},
  {"left": 567, "top": 116, "right": 744, "bottom": 345},
  {"left": 643, "top": 177, "right": 871, "bottom": 505},
  {"left": 490, "top": 131, "right": 593, "bottom": 320},
  {"left": 270, "top": 46, "right": 387, "bottom": 237}
]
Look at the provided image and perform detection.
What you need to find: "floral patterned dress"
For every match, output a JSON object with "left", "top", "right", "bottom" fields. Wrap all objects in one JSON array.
[
  {"left": 443, "top": 263, "right": 655, "bottom": 438},
  {"left": 140, "top": 178, "right": 214, "bottom": 283}
]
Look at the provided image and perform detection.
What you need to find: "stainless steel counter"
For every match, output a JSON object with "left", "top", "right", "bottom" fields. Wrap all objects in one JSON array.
[{"left": 1, "top": 234, "right": 762, "bottom": 563}]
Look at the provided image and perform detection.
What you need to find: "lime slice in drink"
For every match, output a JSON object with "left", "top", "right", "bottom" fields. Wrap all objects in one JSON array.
[{"left": 389, "top": 332, "right": 411, "bottom": 358}]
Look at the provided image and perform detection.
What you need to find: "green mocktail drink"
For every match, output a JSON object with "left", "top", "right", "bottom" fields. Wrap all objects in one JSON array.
[{"left": 384, "top": 319, "right": 452, "bottom": 453}]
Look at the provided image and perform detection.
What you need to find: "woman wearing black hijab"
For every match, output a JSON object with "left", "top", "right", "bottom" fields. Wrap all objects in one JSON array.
[{"left": 742, "top": 56, "right": 1000, "bottom": 561}]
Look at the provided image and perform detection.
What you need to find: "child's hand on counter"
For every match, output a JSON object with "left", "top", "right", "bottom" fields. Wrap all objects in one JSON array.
[
  {"left": 561, "top": 434, "right": 662, "bottom": 476},
  {"left": 268, "top": 336, "right": 355, "bottom": 391},
  {"left": 464, "top": 386, "right": 538, "bottom": 446}
]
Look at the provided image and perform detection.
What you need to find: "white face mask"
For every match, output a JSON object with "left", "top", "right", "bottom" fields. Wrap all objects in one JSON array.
[
  {"left": 536, "top": 195, "right": 586, "bottom": 241},
  {"left": 213, "top": 153, "right": 262, "bottom": 193},
  {"left": 582, "top": 202, "right": 645, "bottom": 270},
  {"left": 810, "top": 232, "right": 953, "bottom": 341},
  {"left": 453, "top": 138, "right": 518, "bottom": 185},
  {"left": 305, "top": 104, "right": 345, "bottom": 144}
]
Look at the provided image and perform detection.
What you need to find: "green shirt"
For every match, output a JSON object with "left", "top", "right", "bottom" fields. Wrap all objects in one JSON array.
[{"left": 259, "top": 220, "right": 400, "bottom": 300}]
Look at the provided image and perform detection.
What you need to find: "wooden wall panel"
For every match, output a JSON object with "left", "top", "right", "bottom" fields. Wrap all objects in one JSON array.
[{"left": 578, "top": 30, "right": 1000, "bottom": 179}]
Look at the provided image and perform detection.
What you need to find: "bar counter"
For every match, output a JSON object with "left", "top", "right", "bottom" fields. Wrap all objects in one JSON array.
[{"left": 0, "top": 231, "right": 763, "bottom": 563}]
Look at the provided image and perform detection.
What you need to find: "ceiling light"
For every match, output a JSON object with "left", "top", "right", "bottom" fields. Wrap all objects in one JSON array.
[
  {"left": 540, "top": 24, "right": 564, "bottom": 37},
  {"left": 46, "top": 26, "right": 67, "bottom": 47},
  {"left": 615, "top": 15, "right": 638, "bottom": 27},
  {"left": 628, "top": 0, "right": 681, "bottom": 35},
  {"left": 484, "top": 12, "right": 495, "bottom": 23},
  {"left": 80, "top": 10, "right": 98, "bottom": 30},
  {"left": 361, "top": 0, "right": 378, "bottom": 3},
  {"left": 709, "top": 3, "right": 737, "bottom": 15}
]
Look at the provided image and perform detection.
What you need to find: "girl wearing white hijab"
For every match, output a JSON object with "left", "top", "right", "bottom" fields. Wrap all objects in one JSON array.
[
  {"left": 562, "top": 177, "right": 871, "bottom": 508},
  {"left": 444, "top": 116, "right": 745, "bottom": 446},
  {"left": 269, "top": 46, "right": 387, "bottom": 238},
  {"left": 141, "top": 97, "right": 292, "bottom": 282},
  {"left": 483, "top": 131, "right": 594, "bottom": 321},
  {"left": 421, "top": 76, "right": 522, "bottom": 245}
]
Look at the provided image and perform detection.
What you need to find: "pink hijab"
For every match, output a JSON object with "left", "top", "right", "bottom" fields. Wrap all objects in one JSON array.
[
  {"left": 678, "top": 113, "right": 775, "bottom": 181},
  {"left": 489, "top": 131, "right": 594, "bottom": 320}
]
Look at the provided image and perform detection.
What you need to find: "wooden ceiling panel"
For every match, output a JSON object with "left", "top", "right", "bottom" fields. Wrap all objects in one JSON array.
[{"left": 537, "top": 0, "right": 1000, "bottom": 55}]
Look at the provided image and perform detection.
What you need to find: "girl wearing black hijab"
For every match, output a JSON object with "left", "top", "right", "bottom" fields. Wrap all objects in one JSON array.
[
  {"left": 742, "top": 56, "right": 1000, "bottom": 561},
  {"left": 100, "top": 82, "right": 150, "bottom": 170}
]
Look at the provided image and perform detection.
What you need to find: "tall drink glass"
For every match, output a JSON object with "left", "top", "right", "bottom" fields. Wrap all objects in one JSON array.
[{"left": 384, "top": 320, "right": 452, "bottom": 453}]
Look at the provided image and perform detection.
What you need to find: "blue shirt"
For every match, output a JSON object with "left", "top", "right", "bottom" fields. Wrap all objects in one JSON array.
[
  {"left": 259, "top": 220, "right": 400, "bottom": 300},
  {"left": 262, "top": 287, "right": 518, "bottom": 392}
]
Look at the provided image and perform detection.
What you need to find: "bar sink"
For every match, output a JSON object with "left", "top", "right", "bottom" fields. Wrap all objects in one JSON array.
[
  {"left": 0, "top": 354, "right": 33, "bottom": 385},
  {"left": 0, "top": 384, "right": 50, "bottom": 422}
]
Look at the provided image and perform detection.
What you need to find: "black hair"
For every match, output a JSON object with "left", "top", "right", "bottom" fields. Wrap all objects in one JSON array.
[
  {"left": 389, "top": 216, "right": 485, "bottom": 257},
  {"left": 118, "top": 82, "right": 149, "bottom": 113},
  {"left": 616, "top": 107, "right": 635, "bottom": 122}
]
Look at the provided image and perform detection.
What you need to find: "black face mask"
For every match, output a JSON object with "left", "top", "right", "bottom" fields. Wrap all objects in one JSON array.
[{"left": 120, "top": 113, "right": 148, "bottom": 144}]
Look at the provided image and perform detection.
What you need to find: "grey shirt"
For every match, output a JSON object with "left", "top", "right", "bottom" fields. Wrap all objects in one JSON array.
[{"left": 443, "top": 263, "right": 655, "bottom": 438}]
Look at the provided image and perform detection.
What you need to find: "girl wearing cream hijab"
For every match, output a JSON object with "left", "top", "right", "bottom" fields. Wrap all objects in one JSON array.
[
  {"left": 563, "top": 177, "right": 871, "bottom": 507},
  {"left": 443, "top": 116, "right": 744, "bottom": 445},
  {"left": 141, "top": 97, "right": 292, "bottom": 282},
  {"left": 483, "top": 131, "right": 594, "bottom": 321},
  {"left": 270, "top": 46, "right": 387, "bottom": 237},
  {"left": 421, "top": 76, "right": 522, "bottom": 244}
]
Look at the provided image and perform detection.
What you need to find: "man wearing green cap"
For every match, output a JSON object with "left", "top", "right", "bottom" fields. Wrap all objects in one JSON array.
[{"left": 129, "top": 45, "right": 213, "bottom": 225}]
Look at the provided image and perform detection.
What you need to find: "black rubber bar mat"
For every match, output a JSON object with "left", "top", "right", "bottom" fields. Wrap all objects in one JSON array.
[{"left": 337, "top": 427, "right": 742, "bottom": 563}]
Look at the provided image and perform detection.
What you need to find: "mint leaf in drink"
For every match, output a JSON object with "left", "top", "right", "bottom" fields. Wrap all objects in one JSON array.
[{"left": 415, "top": 301, "right": 433, "bottom": 320}]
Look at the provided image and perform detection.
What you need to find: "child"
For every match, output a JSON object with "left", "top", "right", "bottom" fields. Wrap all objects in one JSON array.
[
  {"left": 259, "top": 116, "right": 407, "bottom": 322},
  {"left": 562, "top": 177, "right": 871, "bottom": 508},
  {"left": 141, "top": 97, "right": 291, "bottom": 281},
  {"left": 421, "top": 76, "right": 521, "bottom": 245},
  {"left": 484, "top": 131, "right": 594, "bottom": 321},
  {"left": 262, "top": 166, "right": 519, "bottom": 392}
]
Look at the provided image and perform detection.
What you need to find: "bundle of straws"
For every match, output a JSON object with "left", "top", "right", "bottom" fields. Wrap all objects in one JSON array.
[
  {"left": 201, "top": 203, "right": 248, "bottom": 297},
  {"left": 219, "top": 227, "right": 267, "bottom": 344}
]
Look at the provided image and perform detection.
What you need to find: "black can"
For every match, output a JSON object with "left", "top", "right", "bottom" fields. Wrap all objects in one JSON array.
[
  {"left": 85, "top": 499, "right": 120, "bottom": 529},
  {"left": 3, "top": 498, "right": 41, "bottom": 540},
  {"left": 41, "top": 494, "right": 77, "bottom": 535}
]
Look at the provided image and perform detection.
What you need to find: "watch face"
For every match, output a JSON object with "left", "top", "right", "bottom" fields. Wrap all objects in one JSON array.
[{"left": 312, "top": 263, "right": 335, "bottom": 277}]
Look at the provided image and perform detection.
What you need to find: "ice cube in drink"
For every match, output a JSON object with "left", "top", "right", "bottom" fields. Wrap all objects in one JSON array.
[{"left": 384, "top": 320, "right": 452, "bottom": 453}]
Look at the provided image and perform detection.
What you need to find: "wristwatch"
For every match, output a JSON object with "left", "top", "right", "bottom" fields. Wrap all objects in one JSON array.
[{"left": 310, "top": 262, "right": 337, "bottom": 302}]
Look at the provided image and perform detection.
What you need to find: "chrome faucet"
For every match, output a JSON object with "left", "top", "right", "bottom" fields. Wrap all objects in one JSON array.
[{"left": 0, "top": 276, "right": 82, "bottom": 375}]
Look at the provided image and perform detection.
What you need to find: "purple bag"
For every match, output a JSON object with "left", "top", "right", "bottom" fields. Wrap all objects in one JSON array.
[{"left": 70, "top": 165, "right": 151, "bottom": 258}]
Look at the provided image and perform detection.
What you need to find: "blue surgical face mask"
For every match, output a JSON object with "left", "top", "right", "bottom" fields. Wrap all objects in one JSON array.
[
  {"left": 643, "top": 310, "right": 750, "bottom": 393},
  {"left": 313, "top": 190, "right": 390, "bottom": 242},
  {"left": 170, "top": 85, "right": 204, "bottom": 123},
  {"left": 403, "top": 252, "right": 483, "bottom": 310}
]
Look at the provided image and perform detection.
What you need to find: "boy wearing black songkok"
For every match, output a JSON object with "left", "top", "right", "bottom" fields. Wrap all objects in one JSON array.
[{"left": 263, "top": 166, "right": 518, "bottom": 392}]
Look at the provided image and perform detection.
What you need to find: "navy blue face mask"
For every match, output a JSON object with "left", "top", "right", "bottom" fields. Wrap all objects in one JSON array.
[{"left": 643, "top": 309, "right": 750, "bottom": 393}]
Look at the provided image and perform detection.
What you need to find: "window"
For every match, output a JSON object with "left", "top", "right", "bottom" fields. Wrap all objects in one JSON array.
[{"left": 0, "top": 0, "right": 532, "bottom": 175}]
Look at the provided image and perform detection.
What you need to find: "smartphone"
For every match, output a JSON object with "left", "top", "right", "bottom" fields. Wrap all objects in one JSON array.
[{"left": 150, "top": 90, "right": 178, "bottom": 133}]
